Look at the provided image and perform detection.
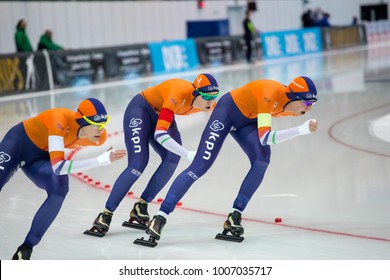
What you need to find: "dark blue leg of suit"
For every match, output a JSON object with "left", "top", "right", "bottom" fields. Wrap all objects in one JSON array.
[
  {"left": 230, "top": 123, "right": 270, "bottom": 211},
  {"left": 160, "top": 93, "right": 271, "bottom": 215},
  {"left": 22, "top": 160, "right": 69, "bottom": 246},
  {"left": 0, "top": 123, "right": 26, "bottom": 190},
  {"left": 140, "top": 127, "right": 181, "bottom": 203},
  {"left": 105, "top": 94, "right": 181, "bottom": 212},
  {"left": 0, "top": 123, "right": 69, "bottom": 247}
]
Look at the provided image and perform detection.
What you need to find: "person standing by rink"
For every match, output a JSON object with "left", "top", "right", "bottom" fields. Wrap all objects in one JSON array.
[
  {"left": 85, "top": 73, "right": 220, "bottom": 237},
  {"left": 243, "top": 10, "right": 257, "bottom": 63},
  {"left": 14, "top": 19, "right": 33, "bottom": 52},
  {"left": 135, "top": 76, "right": 318, "bottom": 246},
  {"left": 0, "top": 98, "right": 127, "bottom": 260}
]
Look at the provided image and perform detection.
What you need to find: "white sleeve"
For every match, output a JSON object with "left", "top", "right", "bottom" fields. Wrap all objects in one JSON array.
[
  {"left": 49, "top": 135, "right": 112, "bottom": 175},
  {"left": 261, "top": 119, "right": 315, "bottom": 146},
  {"left": 52, "top": 151, "right": 113, "bottom": 175},
  {"left": 263, "top": 127, "right": 301, "bottom": 145},
  {"left": 154, "top": 130, "right": 193, "bottom": 160}
]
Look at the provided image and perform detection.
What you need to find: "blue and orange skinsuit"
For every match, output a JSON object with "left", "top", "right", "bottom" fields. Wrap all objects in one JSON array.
[
  {"left": 159, "top": 79, "right": 313, "bottom": 215},
  {"left": 104, "top": 78, "right": 216, "bottom": 212},
  {"left": 0, "top": 107, "right": 107, "bottom": 247}
]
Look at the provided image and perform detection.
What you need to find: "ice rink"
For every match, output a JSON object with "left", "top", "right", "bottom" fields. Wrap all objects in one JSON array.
[{"left": 1, "top": 41, "right": 390, "bottom": 264}]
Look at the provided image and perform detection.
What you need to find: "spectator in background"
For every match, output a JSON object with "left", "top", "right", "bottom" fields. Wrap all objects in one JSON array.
[
  {"left": 243, "top": 10, "right": 257, "bottom": 63},
  {"left": 315, "top": 12, "right": 331, "bottom": 27},
  {"left": 352, "top": 16, "right": 358, "bottom": 26},
  {"left": 15, "top": 19, "right": 33, "bottom": 52},
  {"left": 301, "top": 9, "right": 314, "bottom": 28},
  {"left": 312, "top": 8, "right": 331, "bottom": 28},
  {"left": 37, "top": 30, "right": 64, "bottom": 51}
]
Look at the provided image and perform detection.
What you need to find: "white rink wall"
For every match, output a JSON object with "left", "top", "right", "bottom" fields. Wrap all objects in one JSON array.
[{"left": 0, "top": 0, "right": 388, "bottom": 53}]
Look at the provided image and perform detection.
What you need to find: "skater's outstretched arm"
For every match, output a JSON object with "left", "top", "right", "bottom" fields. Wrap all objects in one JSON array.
[
  {"left": 154, "top": 108, "right": 195, "bottom": 161},
  {"left": 258, "top": 115, "right": 318, "bottom": 146},
  {"left": 49, "top": 136, "right": 126, "bottom": 175}
]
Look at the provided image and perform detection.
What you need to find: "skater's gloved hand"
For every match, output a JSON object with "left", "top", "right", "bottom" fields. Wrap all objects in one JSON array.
[
  {"left": 97, "top": 149, "right": 127, "bottom": 166},
  {"left": 109, "top": 149, "right": 127, "bottom": 162},
  {"left": 186, "top": 150, "right": 196, "bottom": 161},
  {"left": 97, "top": 150, "right": 112, "bottom": 166},
  {"left": 298, "top": 119, "right": 318, "bottom": 135}
]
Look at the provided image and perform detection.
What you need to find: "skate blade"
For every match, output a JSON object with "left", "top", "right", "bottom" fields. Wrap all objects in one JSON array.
[
  {"left": 122, "top": 221, "right": 147, "bottom": 230},
  {"left": 133, "top": 237, "right": 158, "bottom": 248},
  {"left": 215, "top": 233, "right": 244, "bottom": 242},
  {"left": 83, "top": 227, "right": 105, "bottom": 238}
]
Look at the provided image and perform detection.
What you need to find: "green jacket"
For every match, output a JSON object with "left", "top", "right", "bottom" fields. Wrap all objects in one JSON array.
[
  {"left": 37, "top": 34, "right": 63, "bottom": 51},
  {"left": 15, "top": 28, "right": 33, "bottom": 52}
]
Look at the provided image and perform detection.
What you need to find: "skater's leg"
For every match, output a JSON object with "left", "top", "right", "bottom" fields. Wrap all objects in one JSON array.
[
  {"left": 89, "top": 95, "right": 155, "bottom": 235},
  {"left": 105, "top": 96, "right": 154, "bottom": 212},
  {"left": 159, "top": 93, "right": 250, "bottom": 215},
  {"left": 4, "top": 125, "right": 68, "bottom": 259},
  {"left": 217, "top": 123, "right": 270, "bottom": 239},
  {"left": 146, "top": 93, "right": 255, "bottom": 242},
  {"left": 140, "top": 121, "right": 181, "bottom": 203},
  {"left": 230, "top": 123, "right": 270, "bottom": 212},
  {"left": 158, "top": 112, "right": 231, "bottom": 216},
  {"left": 22, "top": 160, "right": 69, "bottom": 247},
  {"left": 127, "top": 123, "right": 181, "bottom": 227},
  {"left": 147, "top": 94, "right": 244, "bottom": 241},
  {"left": 0, "top": 123, "right": 27, "bottom": 191}
]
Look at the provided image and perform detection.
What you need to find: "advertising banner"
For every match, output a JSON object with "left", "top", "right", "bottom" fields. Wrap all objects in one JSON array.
[
  {"left": 148, "top": 39, "right": 199, "bottom": 74},
  {"left": 230, "top": 35, "right": 262, "bottom": 62},
  {"left": 261, "top": 27, "right": 322, "bottom": 59},
  {"left": 103, "top": 44, "right": 152, "bottom": 80},
  {"left": 50, "top": 43, "right": 152, "bottom": 87},
  {"left": 0, "top": 52, "right": 49, "bottom": 96},
  {"left": 50, "top": 49, "right": 106, "bottom": 87},
  {"left": 195, "top": 37, "right": 234, "bottom": 66}
]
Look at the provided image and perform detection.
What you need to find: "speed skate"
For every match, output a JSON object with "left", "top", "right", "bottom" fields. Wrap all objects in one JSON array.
[
  {"left": 83, "top": 226, "right": 106, "bottom": 238},
  {"left": 215, "top": 229, "right": 244, "bottom": 242},
  {"left": 133, "top": 236, "right": 158, "bottom": 247},
  {"left": 122, "top": 217, "right": 148, "bottom": 230}
]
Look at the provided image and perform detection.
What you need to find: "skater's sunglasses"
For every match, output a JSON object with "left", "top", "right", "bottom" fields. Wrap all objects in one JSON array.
[
  {"left": 287, "top": 87, "right": 316, "bottom": 107},
  {"left": 78, "top": 110, "right": 111, "bottom": 129},
  {"left": 298, "top": 98, "right": 315, "bottom": 107},
  {"left": 291, "top": 92, "right": 316, "bottom": 107},
  {"left": 196, "top": 89, "right": 220, "bottom": 101}
]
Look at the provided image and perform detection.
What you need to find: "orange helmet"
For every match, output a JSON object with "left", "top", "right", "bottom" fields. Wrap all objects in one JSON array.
[
  {"left": 286, "top": 76, "right": 317, "bottom": 102},
  {"left": 75, "top": 98, "right": 109, "bottom": 127},
  {"left": 193, "top": 73, "right": 219, "bottom": 93}
]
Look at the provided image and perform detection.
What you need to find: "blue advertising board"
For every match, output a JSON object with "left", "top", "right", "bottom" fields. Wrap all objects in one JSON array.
[
  {"left": 148, "top": 39, "right": 199, "bottom": 74},
  {"left": 261, "top": 27, "right": 322, "bottom": 59}
]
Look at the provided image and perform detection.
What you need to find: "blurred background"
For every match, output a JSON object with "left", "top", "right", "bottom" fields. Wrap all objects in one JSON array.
[{"left": 2, "top": 0, "right": 388, "bottom": 96}]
